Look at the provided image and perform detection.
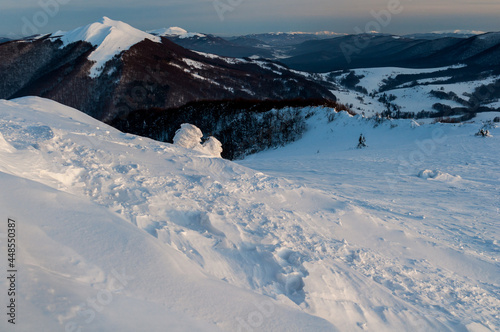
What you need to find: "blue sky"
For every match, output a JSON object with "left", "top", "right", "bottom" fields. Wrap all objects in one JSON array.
[{"left": 1, "top": 0, "right": 499, "bottom": 37}]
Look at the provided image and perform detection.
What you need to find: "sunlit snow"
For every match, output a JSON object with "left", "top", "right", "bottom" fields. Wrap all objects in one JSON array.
[{"left": 0, "top": 97, "right": 498, "bottom": 331}]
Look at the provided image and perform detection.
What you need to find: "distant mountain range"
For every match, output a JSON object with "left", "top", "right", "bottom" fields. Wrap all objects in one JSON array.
[
  {"left": 153, "top": 30, "right": 350, "bottom": 60},
  {"left": 404, "top": 30, "right": 485, "bottom": 39},
  {"left": 280, "top": 32, "right": 500, "bottom": 72},
  {"left": 155, "top": 33, "right": 274, "bottom": 59},
  {"left": 227, "top": 31, "right": 347, "bottom": 46},
  {"left": 0, "top": 17, "right": 333, "bottom": 122},
  {"left": 1, "top": 18, "right": 499, "bottom": 124},
  {"left": 153, "top": 28, "right": 500, "bottom": 72}
]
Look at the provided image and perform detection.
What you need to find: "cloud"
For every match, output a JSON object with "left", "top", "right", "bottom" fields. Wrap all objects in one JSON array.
[{"left": 0, "top": 0, "right": 498, "bottom": 37}]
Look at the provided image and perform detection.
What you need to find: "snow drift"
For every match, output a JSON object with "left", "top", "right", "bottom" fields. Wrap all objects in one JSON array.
[{"left": 417, "top": 169, "right": 462, "bottom": 182}]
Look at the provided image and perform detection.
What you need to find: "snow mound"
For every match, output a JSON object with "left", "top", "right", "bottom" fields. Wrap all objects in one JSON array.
[
  {"left": 202, "top": 137, "right": 223, "bottom": 158},
  {"left": 173, "top": 123, "right": 203, "bottom": 149},
  {"left": 173, "top": 123, "right": 222, "bottom": 158},
  {"left": 410, "top": 119, "right": 421, "bottom": 128},
  {"left": 418, "top": 169, "right": 461, "bottom": 182},
  {"left": 148, "top": 27, "right": 205, "bottom": 39},
  {"left": 53, "top": 17, "right": 160, "bottom": 78}
]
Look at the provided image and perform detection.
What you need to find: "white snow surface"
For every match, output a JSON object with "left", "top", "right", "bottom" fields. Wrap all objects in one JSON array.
[
  {"left": 0, "top": 97, "right": 499, "bottom": 331},
  {"left": 239, "top": 110, "right": 500, "bottom": 331},
  {"left": 347, "top": 66, "right": 465, "bottom": 94},
  {"left": 0, "top": 97, "right": 333, "bottom": 331},
  {"left": 53, "top": 17, "right": 161, "bottom": 78}
]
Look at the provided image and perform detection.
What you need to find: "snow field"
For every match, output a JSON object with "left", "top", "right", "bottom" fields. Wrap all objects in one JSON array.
[
  {"left": 0, "top": 97, "right": 498, "bottom": 331},
  {"left": 0, "top": 97, "right": 337, "bottom": 331},
  {"left": 240, "top": 110, "right": 500, "bottom": 331}
]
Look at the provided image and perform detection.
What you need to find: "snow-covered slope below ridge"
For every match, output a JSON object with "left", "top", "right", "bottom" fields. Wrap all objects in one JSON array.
[
  {"left": 0, "top": 97, "right": 498, "bottom": 331},
  {"left": 0, "top": 97, "right": 335, "bottom": 331},
  {"left": 51, "top": 17, "right": 161, "bottom": 77}
]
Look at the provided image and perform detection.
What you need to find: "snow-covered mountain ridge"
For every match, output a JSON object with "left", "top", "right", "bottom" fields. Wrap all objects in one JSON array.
[
  {"left": 52, "top": 17, "right": 161, "bottom": 77},
  {"left": 432, "top": 30, "right": 485, "bottom": 35},
  {"left": 1, "top": 97, "right": 498, "bottom": 331}
]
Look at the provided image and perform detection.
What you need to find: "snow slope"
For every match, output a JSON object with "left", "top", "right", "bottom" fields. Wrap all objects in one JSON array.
[
  {"left": 0, "top": 97, "right": 336, "bottom": 331},
  {"left": 327, "top": 66, "right": 500, "bottom": 117},
  {"left": 349, "top": 66, "right": 464, "bottom": 94},
  {"left": 52, "top": 17, "right": 161, "bottom": 77},
  {"left": 239, "top": 111, "right": 500, "bottom": 331},
  {"left": 0, "top": 97, "right": 498, "bottom": 331}
]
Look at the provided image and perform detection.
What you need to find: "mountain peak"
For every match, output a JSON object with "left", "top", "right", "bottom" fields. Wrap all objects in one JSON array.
[
  {"left": 101, "top": 16, "right": 113, "bottom": 24},
  {"left": 52, "top": 17, "right": 160, "bottom": 78},
  {"left": 148, "top": 27, "right": 205, "bottom": 39}
]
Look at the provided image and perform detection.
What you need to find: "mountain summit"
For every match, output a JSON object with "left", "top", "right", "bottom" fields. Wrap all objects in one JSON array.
[
  {"left": 52, "top": 17, "right": 161, "bottom": 77},
  {"left": 148, "top": 26, "right": 206, "bottom": 39}
]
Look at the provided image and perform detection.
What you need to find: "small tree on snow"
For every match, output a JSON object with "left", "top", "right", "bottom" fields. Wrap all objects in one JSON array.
[
  {"left": 357, "top": 134, "right": 367, "bottom": 148},
  {"left": 173, "top": 123, "right": 203, "bottom": 149},
  {"left": 173, "top": 123, "right": 223, "bottom": 158},
  {"left": 202, "top": 137, "right": 223, "bottom": 158},
  {"left": 475, "top": 128, "right": 491, "bottom": 137}
]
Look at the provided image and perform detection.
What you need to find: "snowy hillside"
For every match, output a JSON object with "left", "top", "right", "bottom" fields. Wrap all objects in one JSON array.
[
  {"left": 239, "top": 110, "right": 500, "bottom": 331},
  {"left": 0, "top": 97, "right": 498, "bottom": 331},
  {"left": 309, "top": 65, "right": 500, "bottom": 119},
  {"left": 0, "top": 97, "right": 334, "bottom": 331}
]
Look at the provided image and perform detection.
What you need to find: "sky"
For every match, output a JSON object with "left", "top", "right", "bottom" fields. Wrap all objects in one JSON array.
[{"left": 1, "top": 0, "right": 499, "bottom": 38}]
